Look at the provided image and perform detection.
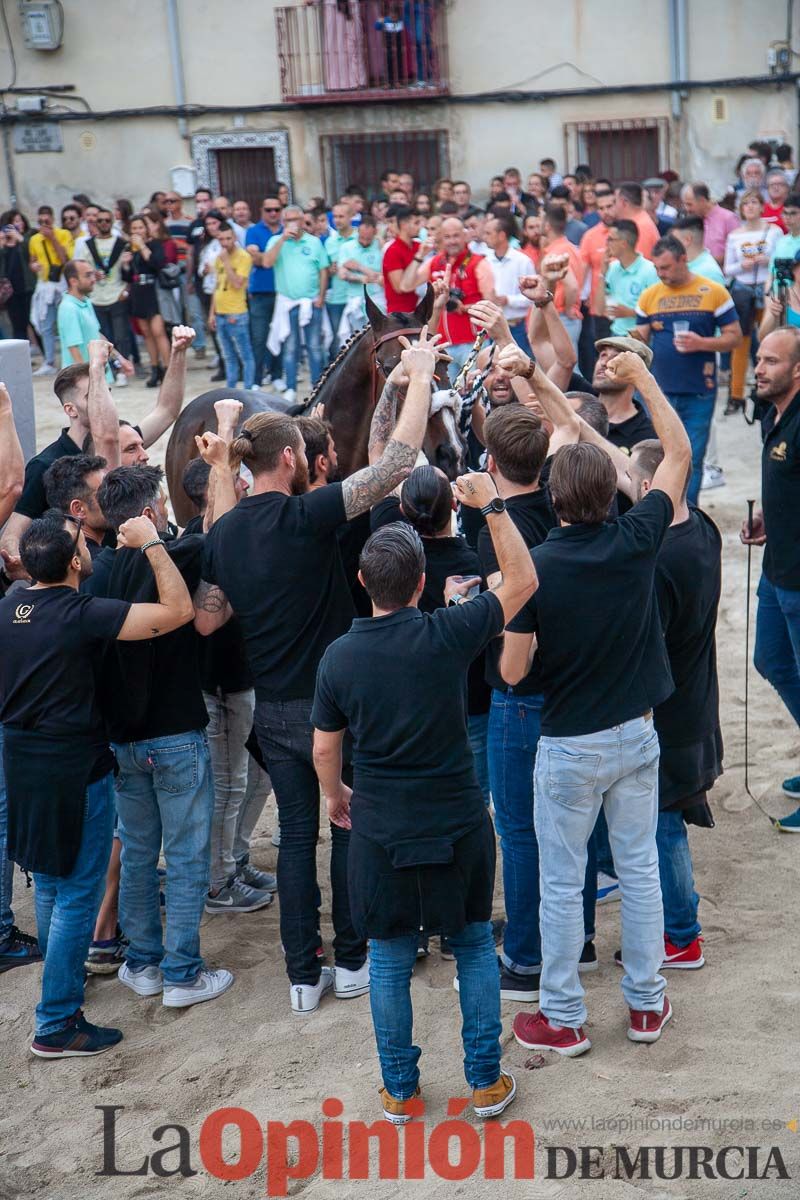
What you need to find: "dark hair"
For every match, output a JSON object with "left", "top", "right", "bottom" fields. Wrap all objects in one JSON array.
[
  {"left": 438, "top": 200, "right": 459, "bottom": 215},
  {"left": 115, "top": 198, "right": 133, "bottom": 235},
  {"left": 674, "top": 215, "right": 704, "bottom": 238},
  {"left": 617, "top": 182, "right": 643, "bottom": 207},
  {"left": 97, "top": 465, "right": 164, "bottom": 530},
  {"left": 611, "top": 218, "right": 639, "bottom": 247},
  {"left": 359, "top": 523, "right": 426, "bottom": 609},
  {"left": 387, "top": 204, "right": 414, "bottom": 224},
  {"left": 549, "top": 443, "right": 616, "bottom": 524},
  {"left": 400, "top": 465, "right": 453, "bottom": 536},
  {"left": 543, "top": 203, "right": 568, "bottom": 235},
  {"left": 566, "top": 393, "right": 610, "bottom": 438},
  {"left": 490, "top": 191, "right": 511, "bottom": 206},
  {"left": 182, "top": 458, "right": 211, "bottom": 512},
  {"left": 195, "top": 186, "right": 212, "bottom": 199},
  {"left": 595, "top": 177, "right": 614, "bottom": 192},
  {"left": 63, "top": 260, "right": 82, "bottom": 286},
  {"left": 72, "top": 194, "right": 92, "bottom": 210},
  {"left": 490, "top": 212, "right": 519, "bottom": 241},
  {"left": 688, "top": 181, "right": 711, "bottom": 202},
  {"left": 295, "top": 415, "right": 332, "bottom": 484},
  {"left": 786, "top": 192, "right": 800, "bottom": 209},
  {"left": 540, "top": 158, "right": 556, "bottom": 169},
  {"left": 549, "top": 184, "right": 571, "bottom": 201},
  {"left": 484, "top": 406, "right": 549, "bottom": 486},
  {"left": 216, "top": 221, "right": 234, "bottom": 234},
  {"left": 229, "top": 412, "right": 303, "bottom": 475},
  {"left": 0, "top": 208, "right": 29, "bottom": 232},
  {"left": 54, "top": 362, "right": 90, "bottom": 407},
  {"left": 653, "top": 234, "right": 687, "bottom": 259},
  {"left": 44, "top": 454, "right": 106, "bottom": 513},
  {"left": 19, "top": 510, "right": 79, "bottom": 583},
  {"left": 777, "top": 143, "right": 793, "bottom": 164},
  {"left": 143, "top": 207, "right": 170, "bottom": 240},
  {"left": 359, "top": 213, "right": 377, "bottom": 230},
  {"left": 61, "top": 204, "right": 81, "bottom": 222},
  {"left": 38, "top": 205, "right": 54, "bottom": 217},
  {"left": 629, "top": 437, "right": 690, "bottom": 503}
]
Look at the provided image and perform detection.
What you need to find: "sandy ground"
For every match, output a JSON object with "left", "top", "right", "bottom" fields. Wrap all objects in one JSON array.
[{"left": 1, "top": 359, "right": 799, "bottom": 1199}]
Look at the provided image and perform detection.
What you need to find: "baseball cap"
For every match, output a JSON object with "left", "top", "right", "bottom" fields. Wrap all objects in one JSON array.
[
  {"left": 642, "top": 177, "right": 666, "bottom": 190},
  {"left": 594, "top": 334, "right": 654, "bottom": 369}
]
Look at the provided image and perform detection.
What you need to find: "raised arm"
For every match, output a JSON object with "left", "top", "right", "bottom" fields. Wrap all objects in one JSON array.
[
  {"left": 495, "top": 343, "right": 580, "bottom": 455},
  {"left": 451, "top": 471, "right": 537, "bottom": 624},
  {"left": 262, "top": 232, "right": 288, "bottom": 269},
  {"left": 138, "top": 325, "right": 196, "bottom": 446},
  {"left": 368, "top": 368, "right": 405, "bottom": 464},
  {"left": 604, "top": 352, "right": 691, "bottom": 510},
  {"left": 115, "top": 517, "right": 194, "bottom": 640},
  {"left": 341, "top": 327, "right": 445, "bottom": 518},
  {"left": 199, "top": 399, "right": 243, "bottom": 530},
  {"left": 0, "top": 384, "right": 24, "bottom": 527},
  {"left": 87, "top": 340, "right": 122, "bottom": 468}
]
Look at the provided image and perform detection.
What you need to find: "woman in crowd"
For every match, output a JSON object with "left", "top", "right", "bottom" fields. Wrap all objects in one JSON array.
[
  {"left": 0, "top": 209, "right": 37, "bottom": 343},
  {"left": 121, "top": 212, "right": 171, "bottom": 386},
  {"left": 143, "top": 207, "right": 183, "bottom": 334},
  {"left": 198, "top": 208, "right": 224, "bottom": 377},
  {"left": 433, "top": 178, "right": 454, "bottom": 210},
  {"left": 113, "top": 198, "right": 133, "bottom": 238},
  {"left": 759, "top": 253, "right": 800, "bottom": 339},
  {"left": 526, "top": 173, "right": 548, "bottom": 205},
  {"left": 723, "top": 189, "right": 781, "bottom": 413}
]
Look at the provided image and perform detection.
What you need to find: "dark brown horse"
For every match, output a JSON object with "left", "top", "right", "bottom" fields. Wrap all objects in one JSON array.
[{"left": 165, "top": 286, "right": 465, "bottom": 526}]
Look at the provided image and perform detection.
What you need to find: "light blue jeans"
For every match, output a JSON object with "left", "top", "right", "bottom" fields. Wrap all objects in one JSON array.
[
  {"left": 33, "top": 772, "right": 115, "bottom": 1034},
  {"left": 216, "top": 311, "right": 255, "bottom": 389},
  {"left": 39, "top": 292, "right": 60, "bottom": 365},
  {"left": 183, "top": 283, "right": 207, "bottom": 349},
  {"left": 535, "top": 716, "right": 666, "bottom": 1026},
  {"left": 0, "top": 725, "right": 14, "bottom": 948},
  {"left": 369, "top": 921, "right": 502, "bottom": 1097},
  {"left": 113, "top": 731, "right": 214, "bottom": 986},
  {"left": 282, "top": 304, "right": 324, "bottom": 391},
  {"left": 446, "top": 341, "right": 471, "bottom": 385}
]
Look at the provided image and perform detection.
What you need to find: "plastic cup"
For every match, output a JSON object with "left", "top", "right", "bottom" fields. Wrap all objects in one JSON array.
[{"left": 673, "top": 320, "right": 690, "bottom": 351}]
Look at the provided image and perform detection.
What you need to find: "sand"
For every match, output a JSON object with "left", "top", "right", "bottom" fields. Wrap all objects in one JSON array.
[{"left": 1, "top": 363, "right": 799, "bottom": 1199}]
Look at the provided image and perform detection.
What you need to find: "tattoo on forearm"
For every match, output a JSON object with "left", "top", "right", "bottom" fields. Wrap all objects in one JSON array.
[
  {"left": 194, "top": 580, "right": 228, "bottom": 613},
  {"left": 342, "top": 438, "right": 418, "bottom": 518},
  {"left": 368, "top": 381, "right": 401, "bottom": 455}
]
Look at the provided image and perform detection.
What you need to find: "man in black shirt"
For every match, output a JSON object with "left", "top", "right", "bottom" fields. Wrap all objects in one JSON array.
[
  {"left": 628, "top": 439, "right": 721, "bottom": 968},
  {"left": 43, "top": 454, "right": 110, "bottom": 557},
  {"left": 741, "top": 328, "right": 800, "bottom": 830},
  {"left": 312, "top": 473, "right": 536, "bottom": 1124},
  {"left": 0, "top": 508, "right": 193, "bottom": 1057},
  {"left": 197, "top": 327, "right": 449, "bottom": 1015},
  {"left": 592, "top": 336, "right": 656, "bottom": 452},
  {"left": 500, "top": 346, "right": 691, "bottom": 1055},
  {"left": 95, "top": 459, "right": 235, "bottom": 1010}
]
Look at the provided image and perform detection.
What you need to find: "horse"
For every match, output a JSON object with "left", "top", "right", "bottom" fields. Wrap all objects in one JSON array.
[{"left": 164, "top": 286, "right": 466, "bottom": 527}]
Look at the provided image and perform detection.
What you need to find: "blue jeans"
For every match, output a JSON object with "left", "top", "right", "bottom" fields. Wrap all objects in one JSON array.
[
  {"left": 249, "top": 291, "right": 280, "bottom": 385},
  {"left": 488, "top": 690, "right": 596, "bottom": 975},
  {"left": 39, "top": 291, "right": 60, "bottom": 365},
  {"left": 668, "top": 392, "right": 716, "bottom": 506},
  {"left": 535, "top": 716, "right": 665, "bottom": 1026},
  {"left": 33, "top": 772, "right": 115, "bottom": 1035},
  {"left": 216, "top": 311, "right": 255, "bottom": 389},
  {"left": 369, "top": 921, "right": 502, "bottom": 1097},
  {"left": 113, "top": 731, "right": 214, "bottom": 986},
  {"left": 656, "top": 809, "right": 701, "bottom": 946},
  {"left": 184, "top": 284, "right": 207, "bottom": 349},
  {"left": 754, "top": 573, "right": 800, "bottom": 728},
  {"left": 282, "top": 304, "right": 324, "bottom": 392},
  {"left": 326, "top": 302, "right": 346, "bottom": 358},
  {"left": 446, "top": 341, "right": 472, "bottom": 385},
  {"left": 254, "top": 698, "right": 365, "bottom": 984},
  {"left": 467, "top": 712, "right": 490, "bottom": 806},
  {"left": 0, "top": 726, "right": 15, "bottom": 948}
]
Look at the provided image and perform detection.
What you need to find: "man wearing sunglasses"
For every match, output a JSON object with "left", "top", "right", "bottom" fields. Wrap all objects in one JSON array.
[{"left": 245, "top": 196, "right": 285, "bottom": 391}]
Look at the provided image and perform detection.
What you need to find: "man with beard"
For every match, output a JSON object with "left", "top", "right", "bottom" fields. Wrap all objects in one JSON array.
[
  {"left": 43, "top": 455, "right": 110, "bottom": 558},
  {"left": 0, "top": 509, "right": 193, "bottom": 1056},
  {"left": 741, "top": 328, "right": 800, "bottom": 829}
]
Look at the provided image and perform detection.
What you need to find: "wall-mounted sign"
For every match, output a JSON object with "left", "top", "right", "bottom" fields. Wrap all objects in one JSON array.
[{"left": 12, "top": 123, "right": 63, "bottom": 153}]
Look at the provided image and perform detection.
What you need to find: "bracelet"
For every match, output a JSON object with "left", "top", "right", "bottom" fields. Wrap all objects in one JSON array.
[
  {"left": 414, "top": 256, "right": 424, "bottom": 263},
  {"left": 140, "top": 538, "right": 163, "bottom": 554},
  {"left": 533, "top": 290, "right": 554, "bottom": 309},
  {"left": 520, "top": 356, "right": 536, "bottom": 380}
]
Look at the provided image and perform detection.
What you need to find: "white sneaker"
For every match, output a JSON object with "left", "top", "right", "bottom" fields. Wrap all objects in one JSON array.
[
  {"left": 118, "top": 962, "right": 163, "bottom": 997},
  {"left": 597, "top": 871, "right": 621, "bottom": 904},
  {"left": 115, "top": 372, "right": 128, "bottom": 388},
  {"left": 334, "top": 960, "right": 370, "bottom": 999},
  {"left": 33, "top": 362, "right": 56, "bottom": 376},
  {"left": 271, "top": 820, "right": 281, "bottom": 848},
  {"left": 283, "top": 388, "right": 296, "bottom": 404},
  {"left": 272, "top": 377, "right": 287, "bottom": 392},
  {"left": 250, "top": 383, "right": 262, "bottom": 391},
  {"left": 291, "top": 966, "right": 333, "bottom": 1016},
  {"left": 701, "top": 464, "right": 726, "bottom": 491},
  {"left": 162, "top": 968, "right": 234, "bottom": 1008}
]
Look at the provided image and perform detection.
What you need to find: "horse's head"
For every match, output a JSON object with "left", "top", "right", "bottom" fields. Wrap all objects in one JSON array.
[{"left": 365, "top": 287, "right": 466, "bottom": 481}]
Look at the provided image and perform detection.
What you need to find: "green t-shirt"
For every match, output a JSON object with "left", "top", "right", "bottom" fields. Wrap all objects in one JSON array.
[
  {"left": 326, "top": 230, "right": 356, "bottom": 304},
  {"left": 56, "top": 293, "right": 102, "bottom": 368},
  {"left": 688, "top": 250, "right": 726, "bottom": 286},
  {"left": 268, "top": 232, "right": 330, "bottom": 300},
  {"left": 605, "top": 254, "right": 658, "bottom": 334}
]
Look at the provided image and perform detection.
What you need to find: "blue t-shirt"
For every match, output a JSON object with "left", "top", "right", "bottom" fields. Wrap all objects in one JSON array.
[
  {"left": 636, "top": 275, "right": 738, "bottom": 395},
  {"left": 245, "top": 221, "right": 282, "bottom": 293}
]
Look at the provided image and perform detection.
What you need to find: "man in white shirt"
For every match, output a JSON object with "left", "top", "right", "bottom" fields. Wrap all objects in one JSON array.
[{"left": 484, "top": 214, "right": 533, "bottom": 353}]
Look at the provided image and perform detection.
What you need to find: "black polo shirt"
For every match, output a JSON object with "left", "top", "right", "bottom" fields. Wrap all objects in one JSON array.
[
  {"left": 202, "top": 484, "right": 354, "bottom": 701},
  {"left": 762, "top": 392, "right": 800, "bottom": 590},
  {"left": 477, "top": 488, "right": 555, "bottom": 695},
  {"left": 508, "top": 489, "right": 675, "bottom": 737},
  {"left": 606, "top": 399, "right": 656, "bottom": 454},
  {"left": 312, "top": 593, "right": 504, "bottom": 847},
  {"left": 15, "top": 429, "right": 81, "bottom": 520}
]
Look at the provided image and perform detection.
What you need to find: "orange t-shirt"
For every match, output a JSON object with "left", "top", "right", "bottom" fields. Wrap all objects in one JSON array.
[
  {"left": 580, "top": 222, "right": 611, "bottom": 315},
  {"left": 630, "top": 210, "right": 660, "bottom": 261},
  {"left": 542, "top": 234, "right": 584, "bottom": 319}
]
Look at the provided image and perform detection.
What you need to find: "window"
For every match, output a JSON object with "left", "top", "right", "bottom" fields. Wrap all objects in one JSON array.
[
  {"left": 320, "top": 130, "right": 449, "bottom": 198},
  {"left": 564, "top": 118, "right": 669, "bottom": 181}
]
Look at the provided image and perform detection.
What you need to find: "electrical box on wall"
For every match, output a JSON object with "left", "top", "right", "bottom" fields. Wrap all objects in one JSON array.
[{"left": 18, "top": 1, "right": 64, "bottom": 51}]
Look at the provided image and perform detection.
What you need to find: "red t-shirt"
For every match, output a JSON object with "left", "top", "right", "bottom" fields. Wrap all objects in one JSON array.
[
  {"left": 383, "top": 238, "right": 420, "bottom": 313},
  {"left": 763, "top": 203, "right": 788, "bottom": 234}
]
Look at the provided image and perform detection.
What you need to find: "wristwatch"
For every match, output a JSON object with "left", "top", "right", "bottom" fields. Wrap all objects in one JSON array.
[
  {"left": 533, "top": 290, "right": 554, "bottom": 309},
  {"left": 480, "top": 496, "right": 507, "bottom": 517}
]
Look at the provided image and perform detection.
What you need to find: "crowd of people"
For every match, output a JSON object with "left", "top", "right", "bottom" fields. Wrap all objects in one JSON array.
[{"left": 0, "top": 135, "right": 799, "bottom": 1128}]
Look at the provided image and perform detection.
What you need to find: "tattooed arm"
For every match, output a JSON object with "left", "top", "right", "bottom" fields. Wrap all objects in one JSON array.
[
  {"left": 193, "top": 578, "right": 233, "bottom": 636},
  {"left": 368, "top": 377, "right": 403, "bottom": 464}
]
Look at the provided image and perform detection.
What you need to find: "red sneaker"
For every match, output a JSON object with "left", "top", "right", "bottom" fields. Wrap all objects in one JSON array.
[
  {"left": 627, "top": 995, "right": 672, "bottom": 1043},
  {"left": 512, "top": 1010, "right": 591, "bottom": 1057},
  {"left": 662, "top": 935, "right": 704, "bottom": 969}
]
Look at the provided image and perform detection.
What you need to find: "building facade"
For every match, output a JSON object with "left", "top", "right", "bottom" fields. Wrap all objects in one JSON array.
[{"left": 0, "top": 0, "right": 796, "bottom": 212}]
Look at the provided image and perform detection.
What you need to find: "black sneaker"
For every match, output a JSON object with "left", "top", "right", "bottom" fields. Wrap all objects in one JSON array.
[
  {"left": 30, "top": 1010, "right": 123, "bottom": 1058},
  {"left": 0, "top": 926, "right": 43, "bottom": 974},
  {"left": 578, "top": 941, "right": 598, "bottom": 973},
  {"left": 500, "top": 963, "right": 540, "bottom": 1002},
  {"left": 492, "top": 918, "right": 507, "bottom": 946}
]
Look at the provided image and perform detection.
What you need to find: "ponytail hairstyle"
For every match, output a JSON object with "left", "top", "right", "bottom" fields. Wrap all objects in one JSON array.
[
  {"left": 400, "top": 465, "right": 453, "bottom": 537},
  {"left": 229, "top": 412, "right": 303, "bottom": 475}
]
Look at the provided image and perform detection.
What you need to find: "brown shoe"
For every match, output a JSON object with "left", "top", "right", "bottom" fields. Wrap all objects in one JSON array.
[
  {"left": 379, "top": 1085, "right": 421, "bottom": 1125},
  {"left": 472, "top": 1071, "right": 517, "bottom": 1119}
]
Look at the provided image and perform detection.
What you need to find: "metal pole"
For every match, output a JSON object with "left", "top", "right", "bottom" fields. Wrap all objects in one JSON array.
[{"left": 166, "top": 0, "right": 188, "bottom": 139}]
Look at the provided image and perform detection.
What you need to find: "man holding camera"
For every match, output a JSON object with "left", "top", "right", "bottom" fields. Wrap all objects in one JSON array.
[
  {"left": 416, "top": 217, "right": 494, "bottom": 380},
  {"left": 263, "top": 204, "right": 329, "bottom": 403},
  {"left": 766, "top": 194, "right": 800, "bottom": 296}
]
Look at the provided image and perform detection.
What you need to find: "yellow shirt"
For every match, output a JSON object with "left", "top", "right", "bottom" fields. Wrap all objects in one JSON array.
[
  {"left": 29, "top": 228, "right": 75, "bottom": 276},
  {"left": 213, "top": 247, "right": 252, "bottom": 315}
]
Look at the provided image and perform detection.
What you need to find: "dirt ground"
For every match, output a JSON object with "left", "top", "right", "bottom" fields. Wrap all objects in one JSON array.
[{"left": 1, "top": 362, "right": 798, "bottom": 1199}]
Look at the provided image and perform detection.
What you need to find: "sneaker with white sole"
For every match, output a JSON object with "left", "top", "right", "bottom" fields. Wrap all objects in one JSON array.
[
  {"left": 33, "top": 362, "right": 56, "bottom": 376},
  {"left": 204, "top": 877, "right": 273, "bottom": 914},
  {"left": 334, "top": 960, "right": 370, "bottom": 999},
  {"left": 628, "top": 995, "right": 672, "bottom": 1043},
  {"left": 271, "top": 378, "right": 287, "bottom": 392},
  {"left": 236, "top": 860, "right": 277, "bottom": 893},
  {"left": 115, "top": 373, "right": 128, "bottom": 388},
  {"left": 162, "top": 968, "right": 234, "bottom": 1008},
  {"left": 701, "top": 464, "right": 726, "bottom": 491},
  {"left": 118, "top": 962, "right": 163, "bottom": 997},
  {"left": 291, "top": 966, "right": 334, "bottom": 1015},
  {"left": 597, "top": 871, "right": 620, "bottom": 903},
  {"left": 283, "top": 388, "right": 296, "bottom": 404},
  {"left": 271, "top": 821, "right": 281, "bottom": 847}
]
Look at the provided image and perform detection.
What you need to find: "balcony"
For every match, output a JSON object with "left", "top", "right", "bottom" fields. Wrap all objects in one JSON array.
[{"left": 275, "top": 0, "right": 449, "bottom": 103}]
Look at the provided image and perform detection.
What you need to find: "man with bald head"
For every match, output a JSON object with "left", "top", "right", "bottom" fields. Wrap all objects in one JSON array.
[{"left": 417, "top": 217, "right": 493, "bottom": 381}]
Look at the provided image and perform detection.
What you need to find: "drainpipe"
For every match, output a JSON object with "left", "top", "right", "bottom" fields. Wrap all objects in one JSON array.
[
  {"left": 166, "top": 0, "right": 188, "bottom": 139},
  {"left": 668, "top": 0, "right": 688, "bottom": 121}
]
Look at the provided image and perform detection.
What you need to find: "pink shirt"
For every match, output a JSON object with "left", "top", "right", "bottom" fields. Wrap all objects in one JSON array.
[{"left": 704, "top": 205, "right": 740, "bottom": 262}]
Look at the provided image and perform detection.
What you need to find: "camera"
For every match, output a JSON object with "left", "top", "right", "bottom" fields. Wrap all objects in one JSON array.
[
  {"left": 446, "top": 285, "right": 465, "bottom": 312},
  {"left": 773, "top": 257, "right": 796, "bottom": 286}
]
